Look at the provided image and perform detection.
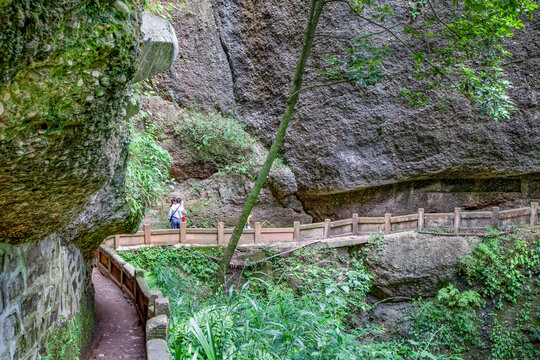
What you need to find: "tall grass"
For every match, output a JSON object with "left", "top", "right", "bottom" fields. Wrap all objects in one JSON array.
[{"left": 120, "top": 246, "right": 447, "bottom": 360}]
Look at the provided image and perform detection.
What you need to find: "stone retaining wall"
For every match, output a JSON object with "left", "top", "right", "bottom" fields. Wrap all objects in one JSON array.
[
  {"left": 96, "top": 245, "right": 171, "bottom": 360},
  {"left": 0, "top": 236, "right": 91, "bottom": 360}
]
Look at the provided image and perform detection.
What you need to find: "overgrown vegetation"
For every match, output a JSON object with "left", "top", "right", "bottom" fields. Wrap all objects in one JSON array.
[
  {"left": 118, "top": 230, "right": 540, "bottom": 359},
  {"left": 125, "top": 114, "right": 173, "bottom": 218},
  {"left": 173, "top": 109, "right": 258, "bottom": 179},
  {"left": 460, "top": 231, "right": 540, "bottom": 307},
  {"left": 43, "top": 300, "right": 93, "bottom": 360},
  {"left": 145, "top": 0, "right": 185, "bottom": 19}
]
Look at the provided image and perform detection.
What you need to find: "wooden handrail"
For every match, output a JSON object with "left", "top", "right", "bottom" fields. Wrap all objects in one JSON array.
[{"left": 103, "top": 202, "right": 539, "bottom": 248}]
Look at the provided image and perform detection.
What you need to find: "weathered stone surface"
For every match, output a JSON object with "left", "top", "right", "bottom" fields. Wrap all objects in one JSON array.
[
  {"left": 165, "top": 0, "right": 235, "bottom": 114},
  {"left": 0, "top": 237, "right": 91, "bottom": 359},
  {"left": 134, "top": 11, "right": 179, "bottom": 82},
  {"left": 365, "top": 232, "right": 481, "bottom": 299},
  {"left": 0, "top": 1, "right": 144, "bottom": 251},
  {"left": 146, "top": 315, "right": 168, "bottom": 341},
  {"left": 140, "top": 96, "right": 312, "bottom": 228},
  {"left": 163, "top": 0, "right": 539, "bottom": 219},
  {"left": 146, "top": 339, "right": 170, "bottom": 360},
  {"left": 154, "top": 297, "right": 170, "bottom": 318}
]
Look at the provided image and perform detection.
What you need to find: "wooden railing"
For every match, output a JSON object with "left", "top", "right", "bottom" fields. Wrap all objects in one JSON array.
[
  {"left": 96, "top": 245, "right": 171, "bottom": 359},
  {"left": 103, "top": 202, "right": 539, "bottom": 248}
]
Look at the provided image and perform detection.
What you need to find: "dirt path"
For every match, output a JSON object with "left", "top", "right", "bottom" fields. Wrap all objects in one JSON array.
[{"left": 84, "top": 268, "right": 145, "bottom": 360}]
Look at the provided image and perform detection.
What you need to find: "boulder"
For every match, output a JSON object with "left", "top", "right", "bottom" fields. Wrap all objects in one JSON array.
[
  {"left": 134, "top": 11, "right": 179, "bottom": 82},
  {"left": 366, "top": 232, "right": 481, "bottom": 299}
]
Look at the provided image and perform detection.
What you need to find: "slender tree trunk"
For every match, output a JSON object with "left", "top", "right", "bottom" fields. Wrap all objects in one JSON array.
[{"left": 216, "top": 0, "right": 325, "bottom": 289}]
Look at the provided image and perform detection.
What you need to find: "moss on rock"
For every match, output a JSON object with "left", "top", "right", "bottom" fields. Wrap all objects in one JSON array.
[{"left": 0, "top": 1, "right": 143, "bottom": 255}]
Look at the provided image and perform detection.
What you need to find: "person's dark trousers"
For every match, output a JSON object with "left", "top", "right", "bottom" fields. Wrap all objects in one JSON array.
[{"left": 171, "top": 217, "right": 181, "bottom": 229}]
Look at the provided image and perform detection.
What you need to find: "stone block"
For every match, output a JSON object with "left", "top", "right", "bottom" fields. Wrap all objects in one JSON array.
[
  {"left": 21, "top": 293, "right": 40, "bottom": 317},
  {"left": 24, "top": 243, "right": 42, "bottom": 265},
  {"left": 146, "top": 339, "right": 170, "bottom": 360},
  {"left": 154, "top": 297, "right": 170, "bottom": 318},
  {"left": 123, "top": 262, "right": 135, "bottom": 277},
  {"left": 8, "top": 273, "right": 24, "bottom": 301},
  {"left": 150, "top": 290, "right": 162, "bottom": 300},
  {"left": 134, "top": 11, "right": 179, "bottom": 82},
  {"left": 146, "top": 315, "right": 168, "bottom": 340},
  {"left": 3, "top": 314, "right": 18, "bottom": 342}
]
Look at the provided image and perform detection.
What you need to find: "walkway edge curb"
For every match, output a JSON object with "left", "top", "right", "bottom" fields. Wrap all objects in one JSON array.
[{"left": 96, "top": 245, "right": 171, "bottom": 360}]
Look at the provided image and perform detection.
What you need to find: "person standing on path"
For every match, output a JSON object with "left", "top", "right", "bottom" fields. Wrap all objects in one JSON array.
[{"left": 168, "top": 197, "right": 186, "bottom": 229}]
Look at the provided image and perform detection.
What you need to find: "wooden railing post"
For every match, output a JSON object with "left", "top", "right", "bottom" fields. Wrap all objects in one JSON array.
[
  {"left": 384, "top": 213, "right": 391, "bottom": 234},
  {"left": 531, "top": 202, "right": 538, "bottom": 226},
  {"left": 217, "top": 222, "right": 225, "bottom": 245},
  {"left": 143, "top": 225, "right": 151, "bottom": 245},
  {"left": 323, "top": 219, "right": 331, "bottom": 239},
  {"left": 454, "top": 207, "right": 461, "bottom": 233},
  {"left": 254, "top": 222, "right": 261, "bottom": 243},
  {"left": 113, "top": 234, "right": 120, "bottom": 249},
  {"left": 293, "top": 221, "right": 300, "bottom": 241},
  {"left": 491, "top": 206, "right": 499, "bottom": 229},
  {"left": 180, "top": 224, "right": 187, "bottom": 244},
  {"left": 352, "top": 213, "right": 359, "bottom": 235},
  {"left": 418, "top": 208, "right": 424, "bottom": 230}
]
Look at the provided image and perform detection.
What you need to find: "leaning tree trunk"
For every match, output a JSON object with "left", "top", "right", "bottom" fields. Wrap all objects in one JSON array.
[{"left": 216, "top": 0, "right": 325, "bottom": 289}]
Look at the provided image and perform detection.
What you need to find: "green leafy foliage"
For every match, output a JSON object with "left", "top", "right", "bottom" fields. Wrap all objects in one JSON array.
[
  {"left": 173, "top": 110, "right": 257, "bottom": 179},
  {"left": 457, "top": 67, "right": 516, "bottom": 119},
  {"left": 118, "top": 231, "right": 539, "bottom": 359},
  {"left": 342, "top": 0, "right": 539, "bottom": 120},
  {"left": 398, "top": 88, "right": 433, "bottom": 107},
  {"left": 43, "top": 303, "right": 93, "bottom": 360},
  {"left": 401, "top": 0, "right": 538, "bottom": 120},
  {"left": 436, "top": 284, "right": 482, "bottom": 309},
  {"left": 459, "top": 232, "right": 540, "bottom": 307},
  {"left": 118, "top": 246, "right": 218, "bottom": 283},
  {"left": 145, "top": 0, "right": 185, "bottom": 20},
  {"left": 489, "top": 315, "right": 540, "bottom": 360},
  {"left": 319, "top": 38, "right": 387, "bottom": 86},
  {"left": 125, "top": 115, "right": 172, "bottom": 218},
  {"left": 121, "top": 246, "right": 445, "bottom": 359},
  {"left": 410, "top": 290, "right": 482, "bottom": 354}
]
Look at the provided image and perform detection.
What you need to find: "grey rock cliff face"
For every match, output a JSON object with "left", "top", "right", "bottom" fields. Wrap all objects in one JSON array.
[
  {"left": 165, "top": 0, "right": 539, "bottom": 219},
  {"left": 0, "top": 2, "right": 178, "bottom": 253}
]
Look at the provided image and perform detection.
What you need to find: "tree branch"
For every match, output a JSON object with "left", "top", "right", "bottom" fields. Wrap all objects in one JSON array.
[
  {"left": 292, "top": 80, "right": 349, "bottom": 97},
  {"left": 347, "top": 5, "right": 462, "bottom": 93}
]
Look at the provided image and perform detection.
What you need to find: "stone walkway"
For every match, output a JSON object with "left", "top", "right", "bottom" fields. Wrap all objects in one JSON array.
[{"left": 84, "top": 268, "right": 145, "bottom": 360}]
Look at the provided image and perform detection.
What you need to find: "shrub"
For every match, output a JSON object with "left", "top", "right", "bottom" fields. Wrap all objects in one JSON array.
[
  {"left": 173, "top": 110, "right": 257, "bottom": 178},
  {"left": 459, "top": 233, "right": 540, "bottom": 307},
  {"left": 125, "top": 119, "right": 172, "bottom": 218}
]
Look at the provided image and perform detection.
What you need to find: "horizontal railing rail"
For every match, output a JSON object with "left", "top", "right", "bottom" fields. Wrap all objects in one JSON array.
[
  {"left": 96, "top": 245, "right": 171, "bottom": 359},
  {"left": 103, "top": 202, "right": 538, "bottom": 248}
]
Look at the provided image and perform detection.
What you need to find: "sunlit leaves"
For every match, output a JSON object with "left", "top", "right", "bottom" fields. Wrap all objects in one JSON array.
[{"left": 457, "top": 66, "right": 516, "bottom": 120}]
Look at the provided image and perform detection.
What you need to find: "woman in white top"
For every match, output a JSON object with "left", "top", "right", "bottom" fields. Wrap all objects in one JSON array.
[{"left": 168, "top": 198, "right": 186, "bottom": 229}]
